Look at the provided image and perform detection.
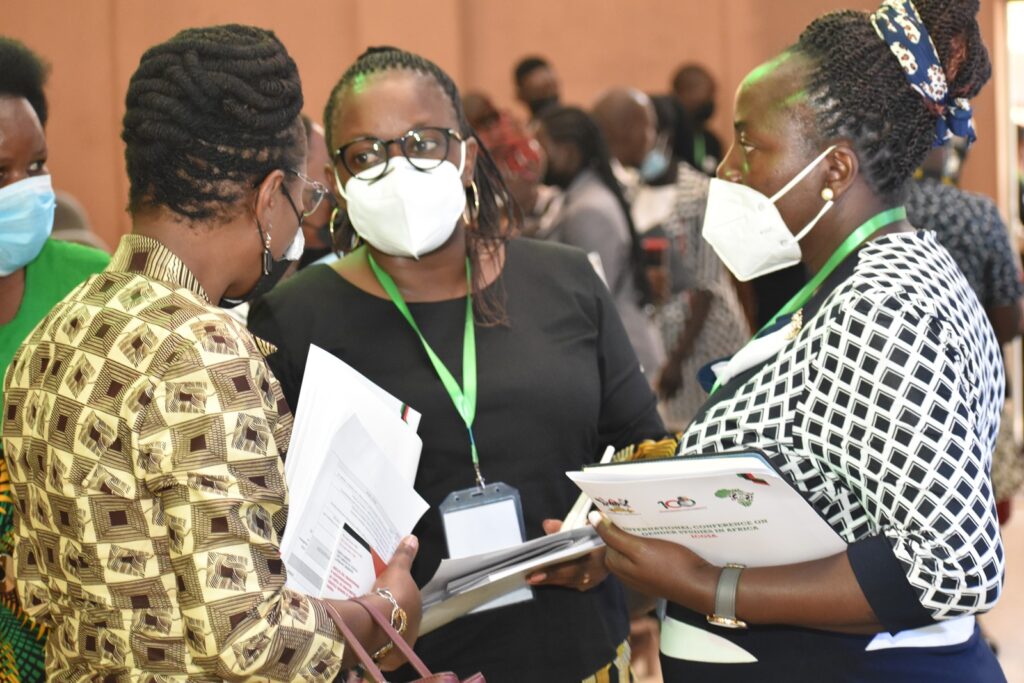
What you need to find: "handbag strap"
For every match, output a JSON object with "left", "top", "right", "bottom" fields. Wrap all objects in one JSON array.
[
  {"left": 322, "top": 597, "right": 433, "bottom": 680},
  {"left": 351, "top": 596, "right": 433, "bottom": 677},
  {"left": 323, "top": 600, "right": 388, "bottom": 682}
]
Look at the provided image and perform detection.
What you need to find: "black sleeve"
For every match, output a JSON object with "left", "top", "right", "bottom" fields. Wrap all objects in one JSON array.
[
  {"left": 587, "top": 259, "right": 666, "bottom": 448},
  {"left": 847, "top": 535, "right": 934, "bottom": 633},
  {"left": 248, "top": 295, "right": 304, "bottom": 415}
]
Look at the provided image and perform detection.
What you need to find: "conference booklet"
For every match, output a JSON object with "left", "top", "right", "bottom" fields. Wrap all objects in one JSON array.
[{"left": 566, "top": 451, "right": 847, "bottom": 567}]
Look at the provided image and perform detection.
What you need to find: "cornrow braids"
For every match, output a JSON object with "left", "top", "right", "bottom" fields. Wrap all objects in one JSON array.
[
  {"left": 538, "top": 106, "right": 653, "bottom": 307},
  {"left": 0, "top": 36, "right": 49, "bottom": 126},
  {"left": 792, "top": 0, "right": 990, "bottom": 204},
  {"left": 323, "top": 46, "right": 517, "bottom": 325},
  {"left": 122, "top": 24, "right": 305, "bottom": 222}
]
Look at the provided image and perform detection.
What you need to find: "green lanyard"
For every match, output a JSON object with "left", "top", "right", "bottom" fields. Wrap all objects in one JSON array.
[
  {"left": 694, "top": 133, "right": 706, "bottom": 169},
  {"left": 711, "top": 206, "right": 907, "bottom": 394},
  {"left": 367, "top": 252, "right": 483, "bottom": 487}
]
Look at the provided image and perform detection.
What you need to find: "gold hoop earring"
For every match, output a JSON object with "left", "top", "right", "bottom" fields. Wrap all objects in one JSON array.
[
  {"left": 329, "top": 206, "right": 340, "bottom": 252},
  {"left": 463, "top": 181, "right": 481, "bottom": 227},
  {"left": 821, "top": 187, "right": 835, "bottom": 202}
]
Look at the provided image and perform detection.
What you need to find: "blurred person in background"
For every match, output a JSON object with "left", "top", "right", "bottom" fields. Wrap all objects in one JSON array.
[
  {"left": 595, "top": 87, "right": 750, "bottom": 429},
  {"left": 514, "top": 55, "right": 561, "bottom": 122},
  {"left": 52, "top": 191, "right": 111, "bottom": 253},
  {"left": 464, "top": 91, "right": 559, "bottom": 237},
  {"left": 1017, "top": 126, "right": 1023, "bottom": 223},
  {"left": 298, "top": 114, "right": 340, "bottom": 269},
  {"left": 670, "top": 63, "right": 722, "bottom": 176},
  {"left": 537, "top": 105, "right": 665, "bottom": 383}
]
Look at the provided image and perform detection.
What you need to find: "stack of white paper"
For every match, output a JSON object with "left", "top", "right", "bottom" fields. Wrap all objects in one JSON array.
[{"left": 282, "top": 346, "right": 429, "bottom": 599}]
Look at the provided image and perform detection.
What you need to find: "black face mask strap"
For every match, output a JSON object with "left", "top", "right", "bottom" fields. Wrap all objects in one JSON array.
[{"left": 255, "top": 216, "right": 273, "bottom": 276}]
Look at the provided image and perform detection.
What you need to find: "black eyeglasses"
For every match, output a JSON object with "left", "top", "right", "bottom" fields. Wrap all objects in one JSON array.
[
  {"left": 332, "top": 127, "right": 464, "bottom": 181},
  {"left": 283, "top": 169, "right": 330, "bottom": 218}
]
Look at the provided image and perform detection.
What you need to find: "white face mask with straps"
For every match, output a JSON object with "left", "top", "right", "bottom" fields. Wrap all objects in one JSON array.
[
  {"left": 701, "top": 145, "right": 837, "bottom": 282},
  {"left": 335, "top": 142, "right": 468, "bottom": 259}
]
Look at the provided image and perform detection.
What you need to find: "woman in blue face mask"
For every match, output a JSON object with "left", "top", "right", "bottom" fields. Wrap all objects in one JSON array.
[
  {"left": 0, "top": 39, "right": 110, "bottom": 384},
  {"left": 0, "top": 36, "right": 110, "bottom": 683},
  {"left": 593, "top": 0, "right": 1008, "bottom": 681}
]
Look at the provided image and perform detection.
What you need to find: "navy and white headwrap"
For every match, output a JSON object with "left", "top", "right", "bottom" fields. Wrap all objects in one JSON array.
[{"left": 870, "top": 0, "right": 976, "bottom": 146}]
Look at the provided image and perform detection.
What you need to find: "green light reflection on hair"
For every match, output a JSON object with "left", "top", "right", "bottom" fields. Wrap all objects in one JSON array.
[
  {"left": 349, "top": 72, "right": 370, "bottom": 95},
  {"left": 741, "top": 51, "right": 808, "bottom": 111}
]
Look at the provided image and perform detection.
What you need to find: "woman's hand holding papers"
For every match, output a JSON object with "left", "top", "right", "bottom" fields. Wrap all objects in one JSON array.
[
  {"left": 590, "top": 512, "right": 717, "bottom": 614},
  {"left": 526, "top": 519, "right": 609, "bottom": 592},
  {"left": 326, "top": 535, "right": 424, "bottom": 670},
  {"left": 591, "top": 512, "right": 887, "bottom": 633}
]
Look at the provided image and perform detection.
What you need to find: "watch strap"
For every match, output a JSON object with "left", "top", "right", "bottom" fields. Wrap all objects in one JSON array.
[{"left": 707, "top": 563, "right": 748, "bottom": 629}]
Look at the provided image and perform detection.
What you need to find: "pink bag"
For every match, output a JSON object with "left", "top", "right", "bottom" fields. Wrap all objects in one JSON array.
[{"left": 326, "top": 596, "right": 485, "bottom": 683}]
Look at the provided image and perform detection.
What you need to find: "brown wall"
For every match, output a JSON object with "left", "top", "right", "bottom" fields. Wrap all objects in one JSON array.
[{"left": 1, "top": 0, "right": 1004, "bottom": 246}]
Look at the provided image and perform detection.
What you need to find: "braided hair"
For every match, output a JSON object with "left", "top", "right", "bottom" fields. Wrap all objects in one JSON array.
[
  {"left": 122, "top": 24, "right": 305, "bottom": 222},
  {"left": 323, "top": 46, "right": 517, "bottom": 323},
  {"left": 538, "top": 106, "right": 653, "bottom": 306},
  {"left": 0, "top": 36, "right": 49, "bottom": 126},
  {"left": 792, "top": 0, "right": 990, "bottom": 204}
]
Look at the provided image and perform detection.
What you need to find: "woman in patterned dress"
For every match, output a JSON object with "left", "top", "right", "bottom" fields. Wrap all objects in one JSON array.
[{"left": 593, "top": 1, "right": 1007, "bottom": 680}]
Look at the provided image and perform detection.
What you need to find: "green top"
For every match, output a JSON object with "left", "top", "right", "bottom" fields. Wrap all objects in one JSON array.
[{"left": 0, "top": 238, "right": 109, "bottom": 383}]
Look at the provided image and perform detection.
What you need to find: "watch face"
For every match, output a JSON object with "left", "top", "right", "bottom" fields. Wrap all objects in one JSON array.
[{"left": 706, "top": 614, "right": 749, "bottom": 630}]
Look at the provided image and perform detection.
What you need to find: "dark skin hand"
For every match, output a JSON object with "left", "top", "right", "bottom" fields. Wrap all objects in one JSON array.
[
  {"left": 326, "top": 536, "right": 423, "bottom": 670},
  {"left": 591, "top": 514, "right": 882, "bottom": 634},
  {"left": 327, "top": 70, "right": 608, "bottom": 591},
  {"left": 525, "top": 519, "right": 610, "bottom": 591},
  {"left": 0, "top": 96, "right": 49, "bottom": 325}
]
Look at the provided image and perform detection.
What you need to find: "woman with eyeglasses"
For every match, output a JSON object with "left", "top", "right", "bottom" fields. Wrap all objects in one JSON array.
[{"left": 248, "top": 46, "right": 665, "bottom": 682}]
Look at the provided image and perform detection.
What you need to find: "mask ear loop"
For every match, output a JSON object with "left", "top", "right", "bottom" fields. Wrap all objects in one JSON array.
[
  {"left": 768, "top": 144, "right": 838, "bottom": 243},
  {"left": 768, "top": 144, "right": 838, "bottom": 204},
  {"left": 793, "top": 197, "right": 834, "bottom": 242}
]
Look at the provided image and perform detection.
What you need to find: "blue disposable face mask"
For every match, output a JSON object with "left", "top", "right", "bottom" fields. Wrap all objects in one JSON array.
[
  {"left": 640, "top": 133, "right": 672, "bottom": 182},
  {"left": 640, "top": 148, "right": 671, "bottom": 182},
  {"left": 0, "top": 175, "right": 55, "bottom": 276}
]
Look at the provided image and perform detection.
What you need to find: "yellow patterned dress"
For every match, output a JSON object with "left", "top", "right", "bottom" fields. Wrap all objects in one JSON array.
[{"left": 2, "top": 235, "right": 345, "bottom": 680}]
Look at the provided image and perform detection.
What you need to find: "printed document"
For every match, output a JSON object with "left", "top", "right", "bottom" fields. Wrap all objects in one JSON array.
[
  {"left": 284, "top": 414, "right": 428, "bottom": 598},
  {"left": 283, "top": 345, "right": 422, "bottom": 555},
  {"left": 567, "top": 451, "right": 846, "bottom": 567},
  {"left": 281, "top": 346, "right": 428, "bottom": 597}
]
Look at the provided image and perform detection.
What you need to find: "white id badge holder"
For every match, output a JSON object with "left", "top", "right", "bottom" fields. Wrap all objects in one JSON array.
[{"left": 439, "top": 482, "right": 534, "bottom": 611}]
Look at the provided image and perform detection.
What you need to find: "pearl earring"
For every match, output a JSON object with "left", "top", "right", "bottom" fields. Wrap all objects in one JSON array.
[{"left": 821, "top": 187, "right": 834, "bottom": 202}]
